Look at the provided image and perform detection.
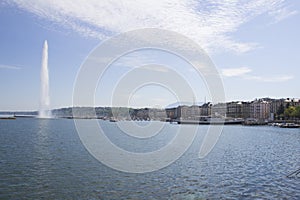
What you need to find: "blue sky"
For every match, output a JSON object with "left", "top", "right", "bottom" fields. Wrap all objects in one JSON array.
[{"left": 0, "top": 0, "right": 299, "bottom": 111}]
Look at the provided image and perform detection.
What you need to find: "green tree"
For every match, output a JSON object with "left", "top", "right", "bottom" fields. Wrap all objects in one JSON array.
[
  {"left": 284, "top": 106, "right": 296, "bottom": 119},
  {"left": 295, "top": 106, "right": 300, "bottom": 118}
]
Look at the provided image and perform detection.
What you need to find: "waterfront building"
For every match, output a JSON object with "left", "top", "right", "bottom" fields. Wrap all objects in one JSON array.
[
  {"left": 177, "top": 105, "right": 201, "bottom": 120},
  {"left": 166, "top": 104, "right": 208, "bottom": 121},
  {"left": 166, "top": 107, "right": 179, "bottom": 120},
  {"left": 200, "top": 102, "right": 212, "bottom": 117},
  {"left": 250, "top": 100, "right": 271, "bottom": 121},
  {"left": 165, "top": 98, "right": 299, "bottom": 122},
  {"left": 212, "top": 103, "right": 226, "bottom": 117},
  {"left": 226, "top": 101, "right": 251, "bottom": 119}
]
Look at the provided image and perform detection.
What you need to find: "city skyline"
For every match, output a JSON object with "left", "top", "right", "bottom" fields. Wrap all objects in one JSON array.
[{"left": 1, "top": 1, "right": 300, "bottom": 111}]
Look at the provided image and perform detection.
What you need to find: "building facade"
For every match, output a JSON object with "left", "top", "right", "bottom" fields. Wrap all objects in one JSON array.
[
  {"left": 250, "top": 100, "right": 270, "bottom": 120},
  {"left": 226, "top": 101, "right": 251, "bottom": 119}
]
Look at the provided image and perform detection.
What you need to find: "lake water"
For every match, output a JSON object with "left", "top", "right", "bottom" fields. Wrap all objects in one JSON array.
[{"left": 0, "top": 118, "right": 299, "bottom": 199}]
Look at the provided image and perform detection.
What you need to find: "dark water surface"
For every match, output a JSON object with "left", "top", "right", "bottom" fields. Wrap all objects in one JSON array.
[{"left": 0, "top": 118, "right": 299, "bottom": 199}]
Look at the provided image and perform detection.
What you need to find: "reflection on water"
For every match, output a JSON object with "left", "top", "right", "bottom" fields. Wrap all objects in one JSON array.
[{"left": 0, "top": 119, "right": 299, "bottom": 199}]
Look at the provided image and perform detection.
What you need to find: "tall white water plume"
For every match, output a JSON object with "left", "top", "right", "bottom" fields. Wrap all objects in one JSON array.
[{"left": 38, "top": 40, "right": 51, "bottom": 118}]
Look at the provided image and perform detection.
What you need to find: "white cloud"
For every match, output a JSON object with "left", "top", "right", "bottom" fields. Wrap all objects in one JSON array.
[
  {"left": 244, "top": 74, "right": 294, "bottom": 82},
  {"left": 139, "top": 65, "right": 170, "bottom": 73},
  {"left": 269, "top": 6, "right": 298, "bottom": 23},
  {"left": 114, "top": 52, "right": 157, "bottom": 68},
  {"left": 221, "top": 66, "right": 293, "bottom": 83},
  {"left": 0, "top": 64, "right": 21, "bottom": 70},
  {"left": 5, "top": 0, "right": 297, "bottom": 54},
  {"left": 221, "top": 67, "right": 252, "bottom": 77}
]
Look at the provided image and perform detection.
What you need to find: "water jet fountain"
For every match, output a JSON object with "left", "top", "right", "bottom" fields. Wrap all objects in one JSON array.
[{"left": 38, "top": 40, "right": 51, "bottom": 118}]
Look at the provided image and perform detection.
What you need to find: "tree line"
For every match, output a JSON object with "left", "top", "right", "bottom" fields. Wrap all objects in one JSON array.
[{"left": 277, "top": 104, "right": 300, "bottom": 119}]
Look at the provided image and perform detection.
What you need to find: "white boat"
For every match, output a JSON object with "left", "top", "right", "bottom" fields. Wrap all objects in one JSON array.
[
  {"left": 0, "top": 115, "right": 16, "bottom": 120},
  {"left": 279, "top": 123, "right": 300, "bottom": 128},
  {"left": 177, "top": 118, "right": 244, "bottom": 125}
]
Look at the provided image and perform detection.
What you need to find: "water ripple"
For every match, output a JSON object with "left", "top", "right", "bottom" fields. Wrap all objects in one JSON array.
[{"left": 0, "top": 119, "right": 299, "bottom": 199}]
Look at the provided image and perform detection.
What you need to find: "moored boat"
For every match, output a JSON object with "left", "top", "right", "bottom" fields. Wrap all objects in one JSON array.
[
  {"left": 109, "top": 118, "right": 117, "bottom": 122},
  {"left": 0, "top": 115, "right": 16, "bottom": 120},
  {"left": 279, "top": 123, "right": 300, "bottom": 128},
  {"left": 177, "top": 118, "right": 244, "bottom": 125}
]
